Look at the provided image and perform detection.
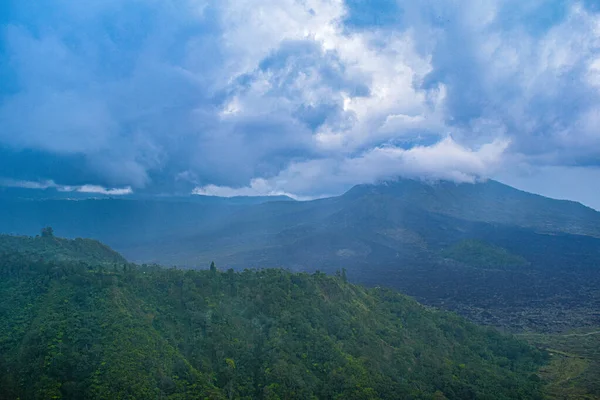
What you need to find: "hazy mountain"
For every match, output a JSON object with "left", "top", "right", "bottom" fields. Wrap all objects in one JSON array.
[
  {"left": 0, "top": 194, "right": 293, "bottom": 249},
  {"left": 345, "top": 179, "right": 600, "bottom": 237},
  {"left": 119, "top": 179, "right": 600, "bottom": 333},
  {"left": 1, "top": 179, "right": 599, "bottom": 331},
  {"left": 0, "top": 235, "right": 546, "bottom": 399},
  {"left": 123, "top": 179, "right": 600, "bottom": 271}
]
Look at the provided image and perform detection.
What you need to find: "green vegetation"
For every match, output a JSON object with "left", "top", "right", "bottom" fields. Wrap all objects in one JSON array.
[
  {"left": 519, "top": 329, "right": 600, "bottom": 399},
  {"left": 0, "top": 235, "right": 547, "bottom": 399},
  {"left": 441, "top": 240, "right": 529, "bottom": 269},
  {"left": 0, "top": 232, "right": 126, "bottom": 265},
  {"left": 3, "top": 180, "right": 600, "bottom": 334}
]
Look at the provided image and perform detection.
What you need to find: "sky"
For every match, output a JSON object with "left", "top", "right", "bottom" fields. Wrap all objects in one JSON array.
[{"left": 1, "top": 0, "right": 600, "bottom": 208}]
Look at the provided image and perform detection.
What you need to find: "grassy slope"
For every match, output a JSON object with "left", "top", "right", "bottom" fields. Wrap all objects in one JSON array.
[{"left": 519, "top": 329, "right": 600, "bottom": 399}]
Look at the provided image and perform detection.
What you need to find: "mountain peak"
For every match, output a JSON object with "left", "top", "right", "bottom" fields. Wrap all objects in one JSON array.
[{"left": 341, "top": 178, "right": 600, "bottom": 237}]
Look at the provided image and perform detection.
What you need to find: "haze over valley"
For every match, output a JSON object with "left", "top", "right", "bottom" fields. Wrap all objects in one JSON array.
[
  {"left": 2, "top": 0, "right": 600, "bottom": 398},
  {"left": 3, "top": 178, "right": 600, "bottom": 334}
]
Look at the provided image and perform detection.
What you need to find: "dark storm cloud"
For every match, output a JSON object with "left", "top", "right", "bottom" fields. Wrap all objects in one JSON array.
[{"left": 0, "top": 0, "right": 599, "bottom": 199}]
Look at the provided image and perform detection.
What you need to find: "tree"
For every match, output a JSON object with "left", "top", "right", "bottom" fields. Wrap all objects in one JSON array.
[
  {"left": 41, "top": 227, "right": 54, "bottom": 238},
  {"left": 210, "top": 261, "right": 217, "bottom": 274}
]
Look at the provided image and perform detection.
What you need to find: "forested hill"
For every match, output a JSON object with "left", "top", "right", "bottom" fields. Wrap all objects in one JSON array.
[
  {"left": 0, "top": 238, "right": 546, "bottom": 399},
  {"left": 0, "top": 233, "right": 126, "bottom": 265},
  {"left": 3, "top": 180, "right": 600, "bottom": 333}
]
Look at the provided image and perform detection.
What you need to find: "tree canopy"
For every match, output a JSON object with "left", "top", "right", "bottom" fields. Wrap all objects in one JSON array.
[{"left": 0, "top": 235, "right": 547, "bottom": 399}]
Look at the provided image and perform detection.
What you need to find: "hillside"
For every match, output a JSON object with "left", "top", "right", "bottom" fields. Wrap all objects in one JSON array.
[
  {"left": 1, "top": 179, "right": 600, "bottom": 332},
  {"left": 0, "top": 241, "right": 546, "bottom": 400},
  {"left": 344, "top": 179, "right": 600, "bottom": 238},
  {"left": 123, "top": 179, "right": 600, "bottom": 269},
  {"left": 520, "top": 327, "right": 600, "bottom": 399},
  {"left": 117, "top": 180, "right": 600, "bottom": 332},
  {"left": 0, "top": 234, "right": 126, "bottom": 265}
]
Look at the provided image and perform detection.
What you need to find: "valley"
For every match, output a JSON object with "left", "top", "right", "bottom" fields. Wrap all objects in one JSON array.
[
  {"left": 3, "top": 179, "right": 599, "bottom": 334},
  {"left": 2, "top": 178, "right": 600, "bottom": 398}
]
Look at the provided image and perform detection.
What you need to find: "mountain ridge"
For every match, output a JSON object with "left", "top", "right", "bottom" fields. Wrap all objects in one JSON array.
[
  {"left": 1, "top": 179, "right": 600, "bottom": 332},
  {"left": 343, "top": 179, "right": 600, "bottom": 237},
  {"left": 0, "top": 234, "right": 127, "bottom": 265}
]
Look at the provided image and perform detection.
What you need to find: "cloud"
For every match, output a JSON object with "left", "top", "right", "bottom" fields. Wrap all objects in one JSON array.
[
  {"left": 0, "top": 0, "right": 599, "bottom": 198},
  {"left": 75, "top": 185, "right": 134, "bottom": 196},
  {"left": 0, "top": 178, "right": 133, "bottom": 195},
  {"left": 192, "top": 180, "right": 302, "bottom": 199},
  {"left": 194, "top": 136, "right": 510, "bottom": 197},
  {"left": 406, "top": 0, "right": 600, "bottom": 160}
]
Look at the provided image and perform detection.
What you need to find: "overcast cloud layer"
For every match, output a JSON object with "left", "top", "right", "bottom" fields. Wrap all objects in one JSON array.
[{"left": 1, "top": 0, "right": 600, "bottom": 204}]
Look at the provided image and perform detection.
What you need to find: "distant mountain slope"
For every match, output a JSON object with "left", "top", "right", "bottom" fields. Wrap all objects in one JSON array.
[
  {"left": 0, "top": 234, "right": 126, "bottom": 264},
  {"left": 0, "top": 245, "right": 546, "bottom": 399},
  {"left": 130, "top": 180, "right": 600, "bottom": 272},
  {"left": 345, "top": 179, "right": 600, "bottom": 237},
  {"left": 1, "top": 179, "right": 600, "bottom": 332},
  {"left": 0, "top": 196, "right": 291, "bottom": 250},
  {"left": 120, "top": 179, "right": 600, "bottom": 332}
]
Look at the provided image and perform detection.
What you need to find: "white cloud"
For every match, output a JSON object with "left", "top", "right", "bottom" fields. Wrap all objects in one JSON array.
[
  {"left": 0, "top": 179, "right": 133, "bottom": 196},
  {"left": 75, "top": 185, "right": 133, "bottom": 195},
  {"left": 219, "top": 0, "right": 346, "bottom": 75},
  {"left": 432, "top": 2, "right": 600, "bottom": 156},
  {"left": 2, "top": 0, "right": 600, "bottom": 200},
  {"left": 192, "top": 178, "right": 302, "bottom": 199},
  {"left": 193, "top": 136, "right": 509, "bottom": 197},
  {"left": 218, "top": 1, "right": 439, "bottom": 154}
]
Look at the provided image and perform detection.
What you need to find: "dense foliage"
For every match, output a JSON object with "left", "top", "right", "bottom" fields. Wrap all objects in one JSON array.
[
  {"left": 0, "top": 237, "right": 547, "bottom": 399},
  {"left": 0, "top": 234, "right": 126, "bottom": 265}
]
